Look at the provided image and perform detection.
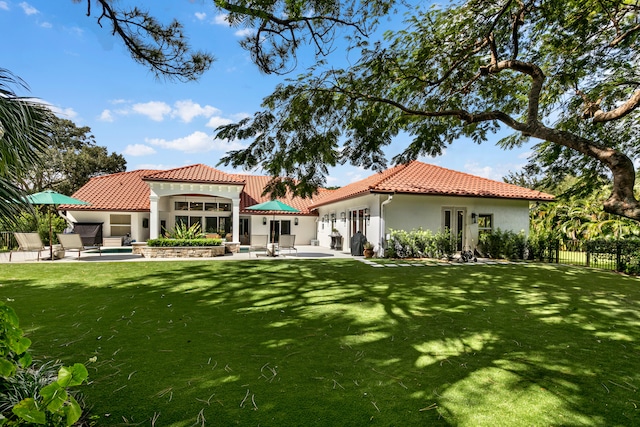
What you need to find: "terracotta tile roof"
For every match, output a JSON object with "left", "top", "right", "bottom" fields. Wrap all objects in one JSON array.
[
  {"left": 310, "top": 161, "right": 554, "bottom": 208},
  {"left": 63, "top": 161, "right": 553, "bottom": 214},
  {"left": 237, "top": 174, "right": 325, "bottom": 215},
  {"left": 63, "top": 168, "right": 323, "bottom": 215},
  {"left": 63, "top": 169, "right": 160, "bottom": 212},
  {"left": 142, "top": 164, "right": 245, "bottom": 184}
]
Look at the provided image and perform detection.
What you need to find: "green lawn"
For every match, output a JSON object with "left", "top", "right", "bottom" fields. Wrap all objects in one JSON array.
[{"left": 1, "top": 260, "right": 639, "bottom": 426}]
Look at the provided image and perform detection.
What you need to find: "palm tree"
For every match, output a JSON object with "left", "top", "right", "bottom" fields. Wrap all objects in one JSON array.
[{"left": 0, "top": 68, "right": 53, "bottom": 224}]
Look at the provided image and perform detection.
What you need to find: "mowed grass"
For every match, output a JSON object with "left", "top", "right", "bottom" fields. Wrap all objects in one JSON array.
[{"left": 1, "top": 260, "right": 639, "bottom": 426}]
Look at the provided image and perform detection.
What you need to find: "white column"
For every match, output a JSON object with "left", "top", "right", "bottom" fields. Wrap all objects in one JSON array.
[
  {"left": 232, "top": 197, "right": 240, "bottom": 242},
  {"left": 149, "top": 194, "right": 160, "bottom": 239}
]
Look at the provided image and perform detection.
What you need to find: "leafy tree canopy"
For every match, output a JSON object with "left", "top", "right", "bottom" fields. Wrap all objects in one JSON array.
[
  {"left": 14, "top": 117, "right": 127, "bottom": 196},
  {"left": 79, "top": 0, "right": 640, "bottom": 220},
  {"left": 0, "top": 68, "right": 52, "bottom": 224}
]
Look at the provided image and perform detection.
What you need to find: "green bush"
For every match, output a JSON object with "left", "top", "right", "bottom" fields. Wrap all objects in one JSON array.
[
  {"left": 478, "top": 229, "right": 528, "bottom": 260},
  {"left": 146, "top": 238, "right": 223, "bottom": 247},
  {"left": 0, "top": 303, "right": 88, "bottom": 426},
  {"left": 387, "top": 228, "right": 454, "bottom": 259},
  {"left": 1, "top": 211, "right": 67, "bottom": 246},
  {"left": 164, "top": 222, "right": 205, "bottom": 240}
]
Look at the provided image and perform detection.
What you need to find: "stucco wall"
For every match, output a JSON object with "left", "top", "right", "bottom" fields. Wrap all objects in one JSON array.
[
  {"left": 248, "top": 215, "right": 317, "bottom": 245},
  {"left": 315, "top": 193, "right": 531, "bottom": 252},
  {"left": 383, "top": 194, "right": 530, "bottom": 247},
  {"left": 64, "top": 211, "right": 150, "bottom": 243}
]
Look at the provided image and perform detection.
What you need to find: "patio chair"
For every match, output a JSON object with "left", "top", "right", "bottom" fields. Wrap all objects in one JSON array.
[
  {"left": 278, "top": 234, "right": 297, "bottom": 256},
  {"left": 57, "top": 233, "right": 101, "bottom": 259},
  {"left": 249, "top": 234, "right": 269, "bottom": 257},
  {"left": 10, "top": 232, "right": 46, "bottom": 262}
]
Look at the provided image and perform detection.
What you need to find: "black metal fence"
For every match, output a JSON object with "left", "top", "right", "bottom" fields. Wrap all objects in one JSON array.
[
  {"left": 545, "top": 239, "right": 640, "bottom": 275},
  {"left": 0, "top": 232, "right": 16, "bottom": 250}
]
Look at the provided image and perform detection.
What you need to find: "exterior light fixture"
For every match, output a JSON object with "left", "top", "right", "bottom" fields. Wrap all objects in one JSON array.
[
  {"left": 294, "top": 217, "right": 299, "bottom": 226},
  {"left": 330, "top": 213, "right": 336, "bottom": 221},
  {"left": 341, "top": 212, "right": 346, "bottom": 222},
  {"left": 263, "top": 217, "right": 267, "bottom": 225},
  {"left": 471, "top": 213, "right": 477, "bottom": 224}
]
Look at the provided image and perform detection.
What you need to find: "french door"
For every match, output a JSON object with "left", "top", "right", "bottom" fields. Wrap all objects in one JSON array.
[{"left": 443, "top": 208, "right": 466, "bottom": 251}]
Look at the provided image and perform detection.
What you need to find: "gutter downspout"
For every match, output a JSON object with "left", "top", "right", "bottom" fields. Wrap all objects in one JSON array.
[{"left": 379, "top": 194, "right": 394, "bottom": 257}]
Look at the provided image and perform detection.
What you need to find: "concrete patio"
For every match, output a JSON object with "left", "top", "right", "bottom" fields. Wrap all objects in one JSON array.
[{"left": 0, "top": 245, "right": 358, "bottom": 263}]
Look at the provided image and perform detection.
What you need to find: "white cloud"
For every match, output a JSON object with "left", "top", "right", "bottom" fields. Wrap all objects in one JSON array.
[
  {"left": 172, "top": 100, "right": 220, "bottom": 123},
  {"left": 214, "top": 14, "right": 228, "bottom": 25},
  {"left": 464, "top": 162, "right": 496, "bottom": 180},
  {"left": 124, "top": 144, "right": 156, "bottom": 156},
  {"left": 0, "top": 2, "right": 9, "bottom": 11},
  {"left": 325, "top": 176, "right": 339, "bottom": 186},
  {"left": 205, "top": 116, "right": 233, "bottom": 129},
  {"left": 39, "top": 21, "right": 52, "bottom": 28},
  {"left": 518, "top": 150, "right": 532, "bottom": 159},
  {"left": 99, "top": 109, "right": 114, "bottom": 122},
  {"left": 464, "top": 160, "right": 527, "bottom": 181},
  {"left": 132, "top": 101, "right": 171, "bottom": 121},
  {"left": 235, "top": 28, "right": 255, "bottom": 37},
  {"left": 195, "top": 12, "right": 206, "bottom": 21},
  {"left": 19, "top": 2, "right": 38, "bottom": 15},
  {"left": 47, "top": 104, "right": 78, "bottom": 120},
  {"left": 146, "top": 131, "right": 245, "bottom": 154},
  {"left": 132, "top": 163, "right": 175, "bottom": 171}
]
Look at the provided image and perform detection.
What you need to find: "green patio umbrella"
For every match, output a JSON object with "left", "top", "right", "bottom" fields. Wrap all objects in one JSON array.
[
  {"left": 246, "top": 200, "right": 299, "bottom": 249},
  {"left": 26, "top": 190, "right": 90, "bottom": 261}
]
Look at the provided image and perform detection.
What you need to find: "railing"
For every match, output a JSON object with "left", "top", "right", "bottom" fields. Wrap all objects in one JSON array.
[
  {"left": 551, "top": 239, "right": 640, "bottom": 275},
  {"left": 0, "top": 232, "right": 17, "bottom": 250}
]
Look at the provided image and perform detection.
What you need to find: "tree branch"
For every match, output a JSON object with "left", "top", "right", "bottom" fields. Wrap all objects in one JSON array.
[{"left": 591, "top": 88, "right": 640, "bottom": 122}]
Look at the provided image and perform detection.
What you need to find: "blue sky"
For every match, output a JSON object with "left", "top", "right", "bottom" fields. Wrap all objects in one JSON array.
[{"left": 2, "top": 0, "right": 535, "bottom": 186}]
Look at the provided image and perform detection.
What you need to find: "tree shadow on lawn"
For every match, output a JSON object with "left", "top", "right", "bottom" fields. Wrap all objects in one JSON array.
[{"left": 2, "top": 260, "right": 640, "bottom": 426}]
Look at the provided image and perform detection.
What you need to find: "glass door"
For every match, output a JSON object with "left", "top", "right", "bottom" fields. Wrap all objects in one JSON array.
[{"left": 443, "top": 208, "right": 466, "bottom": 251}]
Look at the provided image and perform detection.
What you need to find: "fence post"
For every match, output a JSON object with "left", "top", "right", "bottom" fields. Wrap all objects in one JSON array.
[
  {"left": 616, "top": 241, "right": 622, "bottom": 272},
  {"left": 555, "top": 240, "right": 559, "bottom": 263}
]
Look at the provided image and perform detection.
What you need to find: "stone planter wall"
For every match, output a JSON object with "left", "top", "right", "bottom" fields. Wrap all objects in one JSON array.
[{"left": 141, "top": 246, "right": 226, "bottom": 258}]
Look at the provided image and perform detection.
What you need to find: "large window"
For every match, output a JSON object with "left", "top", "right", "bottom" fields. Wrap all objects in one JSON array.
[
  {"left": 110, "top": 214, "right": 131, "bottom": 236},
  {"left": 477, "top": 214, "right": 493, "bottom": 240},
  {"left": 173, "top": 198, "right": 232, "bottom": 234}
]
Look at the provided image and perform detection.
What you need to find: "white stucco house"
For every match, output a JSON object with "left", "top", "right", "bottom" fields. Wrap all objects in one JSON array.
[{"left": 61, "top": 161, "right": 553, "bottom": 255}]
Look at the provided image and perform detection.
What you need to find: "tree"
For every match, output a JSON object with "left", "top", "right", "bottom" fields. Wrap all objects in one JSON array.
[
  {"left": 212, "top": 0, "right": 640, "bottom": 221},
  {"left": 73, "top": 0, "right": 214, "bottom": 81},
  {"left": 78, "top": 1, "right": 640, "bottom": 220},
  {"left": 0, "top": 68, "right": 52, "bottom": 223},
  {"left": 14, "top": 117, "right": 127, "bottom": 196}
]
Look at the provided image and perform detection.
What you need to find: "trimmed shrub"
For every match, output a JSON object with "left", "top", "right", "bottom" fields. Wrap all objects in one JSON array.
[
  {"left": 146, "top": 238, "right": 223, "bottom": 247},
  {"left": 387, "top": 228, "right": 454, "bottom": 260}
]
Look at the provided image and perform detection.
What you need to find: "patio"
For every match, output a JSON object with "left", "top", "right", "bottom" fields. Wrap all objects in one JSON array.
[{"left": 0, "top": 244, "right": 356, "bottom": 263}]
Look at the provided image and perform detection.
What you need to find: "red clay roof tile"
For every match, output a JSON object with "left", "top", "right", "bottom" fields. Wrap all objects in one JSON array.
[
  {"left": 310, "top": 161, "right": 554, "bottom": 207},
  {"left": 142, "top": 164, "right": 245, "bottom": 184},
  {"left": 64, "top": 161, "right": 553, "bottom": 214},
  {"left": 63, "top": 169, "right": 160, "bottom": 212}
]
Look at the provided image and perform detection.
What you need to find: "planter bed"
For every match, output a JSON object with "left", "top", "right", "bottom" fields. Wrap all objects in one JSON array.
[{"left": 141, "top": 246, "right": 226, "bottom": 258}]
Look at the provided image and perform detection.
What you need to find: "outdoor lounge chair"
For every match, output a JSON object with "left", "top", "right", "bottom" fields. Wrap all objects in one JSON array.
[
  {"left": 10, "top": 232, "right": 46, "bottom": 262},
  {"left": 249, "top": 234, "right": 269, "bottom": 257},
  {"left": 57, "top": 233, "right": 101, "bottom": 259},
  {"left": 278, "top": 234, "right": 297, "bottom": 256}
]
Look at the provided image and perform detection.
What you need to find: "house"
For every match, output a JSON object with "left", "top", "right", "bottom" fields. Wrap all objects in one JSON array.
[
  {"left": 61, "top": 161, "right": 553, "bottom": 253},
  {"left": 309, "top": 161, "right": 554, "bottom": 254}
]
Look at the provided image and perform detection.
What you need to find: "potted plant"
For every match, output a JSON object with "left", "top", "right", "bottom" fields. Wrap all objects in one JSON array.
[{"left": 363, "top": 241, "right": 374, "bottom": 258}]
